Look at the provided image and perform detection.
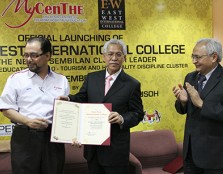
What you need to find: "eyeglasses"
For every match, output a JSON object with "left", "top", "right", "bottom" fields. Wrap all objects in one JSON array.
[
  {"left": 105, "top": 52, "right": 124, "bottom": 59},
  {"left": 191, "top": 54, "right": 209, "bottom": 60},
  {"left": 23, "top": 52, "right": 45, "bottom": 59}
]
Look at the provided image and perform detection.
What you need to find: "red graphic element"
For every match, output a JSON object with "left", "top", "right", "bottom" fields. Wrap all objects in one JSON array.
[
  {"left": 1, "top": 0, "right": 84, "bottom": 28},
  {"left": 143, "top": 110, "right": 161, "bottom": 123},
  {"left": 2, "top": 0, "right": 34, "bottom": 28}
]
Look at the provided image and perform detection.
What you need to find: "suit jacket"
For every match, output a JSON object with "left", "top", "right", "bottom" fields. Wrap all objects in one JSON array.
[
  {"left": 175, "top": 64, "right": 223, "bottom": 169},
  {"left": 69, "top": 70, "right": 144, "bottom": 166}
]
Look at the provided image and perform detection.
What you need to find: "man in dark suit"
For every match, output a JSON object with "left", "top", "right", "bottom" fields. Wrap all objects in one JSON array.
[
  {"left": 67, "top": 39, "right": 144, "bottom": 174},
  {"left": 173, "top": 38, "right": 223, "bottom": 174}
]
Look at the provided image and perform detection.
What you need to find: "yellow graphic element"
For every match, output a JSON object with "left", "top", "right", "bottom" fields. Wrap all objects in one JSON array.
[{"left": 0, "top": 0, "right": 212, "bottom": 142}]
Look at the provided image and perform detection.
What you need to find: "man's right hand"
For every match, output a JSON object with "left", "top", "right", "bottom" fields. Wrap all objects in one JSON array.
[
  {"left": 26, "top": 118, "right": 49, "bottom": 130},
  {"left": 172, "top": 84, "right": 188, "bottom": 103}
]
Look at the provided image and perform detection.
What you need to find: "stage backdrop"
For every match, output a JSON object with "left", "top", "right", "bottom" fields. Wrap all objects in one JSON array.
[{"left": 0, "top": 0, "right": 212, "bottom": 142}]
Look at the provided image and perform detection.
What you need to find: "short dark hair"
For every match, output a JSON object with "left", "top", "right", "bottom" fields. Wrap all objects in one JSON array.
[{"left": 25, "top": 37, "right": 52, "bottom": 55}]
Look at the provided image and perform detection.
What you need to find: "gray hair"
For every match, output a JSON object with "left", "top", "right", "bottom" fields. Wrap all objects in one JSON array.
[
  {"left": 102, "top": 39, "right": 127, "bottom": 55},
  {"left": 196, "top": 38, "right": 222, "bottom": 62}
]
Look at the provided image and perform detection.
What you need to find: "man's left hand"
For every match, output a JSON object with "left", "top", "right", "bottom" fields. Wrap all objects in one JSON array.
[
  {"left": 185, "top": 82, "right": 203, "bottom": 108},
  {"left": 108, "top": 112, "right": 123, "bottom": 125}
]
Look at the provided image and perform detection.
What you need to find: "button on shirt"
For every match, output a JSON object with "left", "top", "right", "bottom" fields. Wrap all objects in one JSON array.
[{"left": 0, "top": 68, "right": 70, "bottom": 123}]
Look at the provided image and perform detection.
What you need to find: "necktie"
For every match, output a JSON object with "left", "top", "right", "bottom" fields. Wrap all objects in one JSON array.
[
  {"left": 105, "top": 76, "right": 112, "bottom": 95},
  {"left": 198, "top": 74, "right": 206, "bottom": 93}
]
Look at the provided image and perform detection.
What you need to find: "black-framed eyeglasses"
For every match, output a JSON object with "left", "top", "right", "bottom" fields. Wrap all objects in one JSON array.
[
  {"left": 23, "top": 52, "right": 45, "bottom": 59},
  {"left": 104, "top": 52, "right": 124, "bottom": 59},
  {"left": 191, "top": 54, "right": 209, "bottom": 60}
]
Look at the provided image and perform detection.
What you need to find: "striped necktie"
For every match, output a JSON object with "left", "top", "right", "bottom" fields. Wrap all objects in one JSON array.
[
  {"left": 198, "top": 74, "right": 206, "bottom": 93},
  {"left": 105, "top": 76, "right": 112, "bottom": 95}
]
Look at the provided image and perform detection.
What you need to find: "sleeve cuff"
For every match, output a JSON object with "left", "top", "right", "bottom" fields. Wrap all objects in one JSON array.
[{"left": 120, "top": 115, "right": 124, "bottom": 124}]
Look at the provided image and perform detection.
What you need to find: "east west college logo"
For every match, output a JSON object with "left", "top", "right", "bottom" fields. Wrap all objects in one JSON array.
[{"left": 98, "top": 0, "right": 126, "bottom": 30}]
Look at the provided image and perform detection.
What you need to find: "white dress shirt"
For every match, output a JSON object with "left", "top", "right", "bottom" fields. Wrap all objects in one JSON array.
[{"left": 0, "top": 68, "right": 70, "bottom": 123}]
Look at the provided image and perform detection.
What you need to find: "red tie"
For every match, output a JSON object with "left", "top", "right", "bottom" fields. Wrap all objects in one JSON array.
[{"left": 105, "top": 76, "right": 112, "bottom": 95}]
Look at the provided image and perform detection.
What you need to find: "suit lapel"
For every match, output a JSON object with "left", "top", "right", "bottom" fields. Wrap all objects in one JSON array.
[
  {"left": 188, "top": 65, "right": 222, "bottom": 114},
  {"left": 187, "top": 72, "right": 199, "bottom": 113},
  {"left": 200, "top": 64, "right": 222, "bottom": 98},
  {"left": 95, "top": 71, "right": 106, "bottom": 101},
  {"left": 104, "top": 70, "right": 125, "bottom": 100},
  {"left": 190, "top": 73, "right": 199, "bottom": 89}
]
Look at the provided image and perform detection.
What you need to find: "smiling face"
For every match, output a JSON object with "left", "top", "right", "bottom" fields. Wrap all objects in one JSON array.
[
  {"left": 103, "top": 43, "right": 126, "bottom": 75},
  {"left": 192, "top": 42, "right": 218, "bottom": 75}
]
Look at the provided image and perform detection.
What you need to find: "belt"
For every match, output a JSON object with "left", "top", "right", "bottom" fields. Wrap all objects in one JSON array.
[{"left": 15, "top": 124, "right": 52, "bottom": 132}]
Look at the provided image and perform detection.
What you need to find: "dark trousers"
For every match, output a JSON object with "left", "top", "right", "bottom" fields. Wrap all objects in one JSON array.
[
  {"left": 185, "top": 142, "right": 223, "bottom": 174},
  {"left": 87, "top": 154, "right": 129, "bottom": 174},
  {"left": 11, "top": 125, "right": 65, "bottom": 174}
]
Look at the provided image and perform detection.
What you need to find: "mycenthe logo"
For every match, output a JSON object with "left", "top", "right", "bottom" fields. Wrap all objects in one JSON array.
[{"left": 1, "top": 0, "right": 85, "bottom": 28}]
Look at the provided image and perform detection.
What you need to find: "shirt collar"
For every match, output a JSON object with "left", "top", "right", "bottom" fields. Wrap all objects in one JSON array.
[
  {"left": 105, "top": 68, "right": 122, "bottom": 81},
  {"left": 202, "top": 65, "right": 218, "bottom": 81},
  {"left": 27, "top": 66, "right": 53, "bottom": 79}
]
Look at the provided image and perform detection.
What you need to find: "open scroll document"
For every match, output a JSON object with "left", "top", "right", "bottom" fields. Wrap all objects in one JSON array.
[{"left": 51, "top": 100, "right": 112, "bottom": 145}]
